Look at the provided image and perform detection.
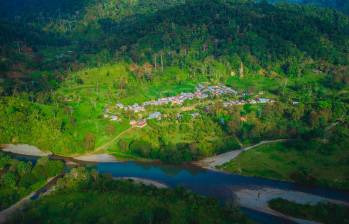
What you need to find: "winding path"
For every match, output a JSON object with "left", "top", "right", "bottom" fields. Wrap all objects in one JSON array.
[
  {"left": 72, "top": 127, "right": 134, "bottom": 162},
  {"left": 95, "top": 127, "right": 133, "bottom": 152},
  {"left": 194, "top": 139, "right": 289, "bottom": 169}
]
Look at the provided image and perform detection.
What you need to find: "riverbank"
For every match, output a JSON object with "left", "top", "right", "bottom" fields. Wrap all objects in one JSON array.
[
  {"left": 0, "top": 175, "right": 61, "bottom": 224},
  {"left": 0, "top": 144, "right": 121, "bottom": 163},
  {"left": 10, "top": 167, "right": 251, "bottom": 224},
  {"left": 234, "top": 187, "right": 349, "bottom": 224},
  {"left": 113, "top": 177, "right": 168, "bottom": 188},
  {"left": 220, "top": 140, "right": 349, "bottom": 191},
  {"left": 193, "top": 139, "right": 289, "bottom": 169},
  {"left": 2, "top": 139, "right": 288, "bottom": 167},
  {"left": 0, "top": 144, "right": 52, "bottom": 157},
  {"left": 268, "top": 198, "right": 349, "bottom": 224},
  {"left": 3, "top": 140, "right": 348, "bottom": 193},
  {"left": 74, "top": 153, "right": 119, "bottom": 163},
  {"left": 3, "top": 148, "right": 349, "bottom": 224}
]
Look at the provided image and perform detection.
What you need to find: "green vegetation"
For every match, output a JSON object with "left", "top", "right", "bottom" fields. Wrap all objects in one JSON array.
[
  {"left": 0, "top": 1, "right": 349, "bottom": 222},
  {"left": 114, "top": 114, "right": 240, "bottom": 163},
  {"left": 0, "top": 153, "right": 64, "bottom": 210},
  {"left": 0, "top": 0, "right": 348, "bottom": 164},
  {"left": 271, "top": 0, "right": 349, "bottom": 15},
  {"left": 1, "top": 0, "right": 349, "bottom": 93},
  {"left": 10, "top": 167, "right": 251, "bottom": 224},
  {"left": 268, "top": 198, "right": 349, "bottom": 224},
  {"left": 220, "top": 124, "right": 349, "bottom": 190}
]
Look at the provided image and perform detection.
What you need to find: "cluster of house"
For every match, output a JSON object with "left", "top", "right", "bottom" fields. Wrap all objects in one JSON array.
[
  {"left": 130, "top": 119, "right": 147, "bottom": 128},
  {"left": 103, "top": 107, "right": 162, "bottom": 125},
  {"left": 196, "top": 84, "right": 237, "bottom": 96},
  {"left": 103, "top": 113, "right": 120, "bottom": 122},
  {"left": 113, "top": 84, "right": 237, "bottom": 113},
  {"left": 102, "top": 83, "right": 276, "bottom": 128},
  {"left": 129, "top": 111, "right": 162, "bottom": 128},
  {"left": 223, "top": 98, "right": 274, "bottom": 107}
]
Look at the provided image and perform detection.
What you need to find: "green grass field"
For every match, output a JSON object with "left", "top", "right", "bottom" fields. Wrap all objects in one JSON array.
[
  {"left": 220, "top": 140, "right": 349, "bottom": 190},
  {"left": 53, "top": 63, "right": 204, "bottom": 155},
  {"left": 50, "top": 62, "right": 244, "bottom": 158}
]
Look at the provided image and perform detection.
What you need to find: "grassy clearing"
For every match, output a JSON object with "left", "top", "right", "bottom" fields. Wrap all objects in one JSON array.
[
  {"left": 226, "top": 75, "right": 280, "bottom": 93},
  {"left": 54, "top": 63, "right": 204, "bottom": 155},
  {"left": 54, "top": 62, "right": 244, "bottom": 159},
  {"left": 220, "top": 140, "right": 349, "bottom": 190}
]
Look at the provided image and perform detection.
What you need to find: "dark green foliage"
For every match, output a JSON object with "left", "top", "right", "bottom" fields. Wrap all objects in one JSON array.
[
  {"left": 0, "top": 96, "right": 78, "bottom": 154},
  {"left": 159, "top": 143, "right": 194, "bottom": 163},
  {"left": 10, "top": 167, "right": 251, "bottom": 224},
  {"left": 0, "top": 0, "right": 92, "bottom": 19},
  {"left": 269, "top": 198, "right": 349, "bottom": 224},
  {"left": 221, "top": 127, "right": 349, "bottom": 190},
  {"left": 0, "top": 153, "right": 64, "bottom": 210},
  {"left": 129, "top": 140, "right": 153, "bottom": 158},
  {"left": 0, "top": 0, "right": 349, "bottom": 94},
  {"left": 117, "top": 139, "right": 130, "bottom": 152},
  {"left": 0, "top": 0, "right": 348, "bottom": 170}
]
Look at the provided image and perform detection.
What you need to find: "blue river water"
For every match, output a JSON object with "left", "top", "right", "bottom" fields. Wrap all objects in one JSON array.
[
  {"left": 10, "top": 154, "right": 349, "bottom": 224},
  {"left": 95, "top": 161, "right": 349, "bottom": 224}
]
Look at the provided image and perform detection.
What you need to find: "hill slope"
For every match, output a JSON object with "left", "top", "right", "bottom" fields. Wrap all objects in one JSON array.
[
  {"left": 269, "top": 0, "right": 349, "bottom": 15},
  {"left": 1, "top": 0, "right": 348, "bottom": 94}
]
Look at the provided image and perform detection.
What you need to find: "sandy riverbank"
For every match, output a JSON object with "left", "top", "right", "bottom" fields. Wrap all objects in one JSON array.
[
  {"left": 0, "top": 144, "right": 52, "bottom": 157},
  {"left": 113, "top": 177, "right": 168, "bottom": 189},
  {"left": 194, "top": 139, "right": 288, "bottom": 169},
  {"left": 1, "top": 144, "right": 119, "bottom": 163},
  {"left": 74, "top": 153, "right": 119, "bottom": 163},
  {"left": 234, "top": 187, "right": 349, "bottom": 224}
]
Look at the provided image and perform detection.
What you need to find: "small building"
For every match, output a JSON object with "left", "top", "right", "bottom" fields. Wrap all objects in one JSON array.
[
  {"left": 115, "top": 103, "right": 124, "bottom": 109},
  {"left": 176, "top": 113, "right": 182, "bottom": 120},
  {"left": 240, "top": 116, "right": 247, "bottom": 122},
  {"left": 148, "top": 112, "right": 162, "bottom": 120},
  {"left": 258, "top": 98, "right": 271, "bottom": 104},
  {"left": 110, "top": 115, "right": 120, "bottom": 121},
  {"left": 130, "top": 120, "right": 137, "bottom": 126},
  {"left": 130, "top": 119, "right": 147, "bottom": 128},
  {"left": 136, "top": 119, "right": 147, "bottom": 128},
  {"left": 172, "top": 98, "right": 182, "bottom": 105},
  {"left": 191, "top": 112, "right": 200, "bottom": 118}
]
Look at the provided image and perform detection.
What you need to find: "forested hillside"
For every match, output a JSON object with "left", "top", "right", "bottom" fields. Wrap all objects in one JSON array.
[
  {"left": 0, "top": 0, "right": 348, "bottom": 174},
  {"left": 300, "top": 0, "right": 349, "bottom": 15},
  {"left": 1, "top": 1, "right": 349, "bottom": 223},
  {"left": 1, "top": 0, "right": 348, "bottom": 94},
  {"left": 269, "top": 0, "right": 349, "bottom": 15}
]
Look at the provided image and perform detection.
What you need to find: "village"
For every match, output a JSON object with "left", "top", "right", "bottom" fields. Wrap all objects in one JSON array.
[{"left": 103, "top": 83, "right": 274, "bottom": 128}]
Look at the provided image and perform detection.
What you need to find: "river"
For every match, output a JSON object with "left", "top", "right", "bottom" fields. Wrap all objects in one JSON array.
[{"left": 8, "top": 154, "right": 349, "bottom": 224}]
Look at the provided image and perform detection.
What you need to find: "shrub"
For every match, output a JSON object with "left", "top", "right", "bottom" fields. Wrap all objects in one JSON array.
[
  {"left": 83, "top": 133, "right": 96, "bottom": 151},
  {"left": 117, "top": 139, "right": 129, "bottom": 152},
  {"left": 129, "top": 140, "right": 152, "bottom": 157}
]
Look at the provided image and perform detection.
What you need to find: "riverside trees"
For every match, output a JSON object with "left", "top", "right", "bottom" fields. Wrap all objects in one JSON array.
[{"left": 0, "top": 154, "right": 64, "bottom": 210}]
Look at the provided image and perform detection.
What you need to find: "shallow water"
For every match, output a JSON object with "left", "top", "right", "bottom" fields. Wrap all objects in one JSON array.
[
  {"left": 10, "top": 154, "right": 349, "bottom": 224},
  {"left": 95, "top": 161, "right": 349, "bottom": 224},
  {"left": 96, "top": 161, "right": 349, "bottom": 201}
]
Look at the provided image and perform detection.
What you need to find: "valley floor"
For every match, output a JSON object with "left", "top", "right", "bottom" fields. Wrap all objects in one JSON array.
[{"left": 1, "top": 144, "right": 349, "bottom": 224}]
